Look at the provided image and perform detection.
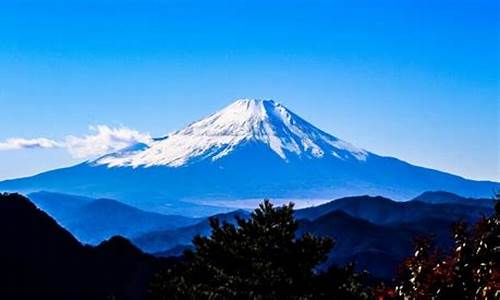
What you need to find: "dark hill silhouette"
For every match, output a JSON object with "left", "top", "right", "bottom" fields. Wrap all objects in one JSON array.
[
  {"left": 295, "top": 194, "right": 493, "bottom": 224},
  {"left": 0, "top": 193, "right": 174, "bottom": 300},
  {"left": 299, "top": 210, "right": 416, "bottom": 279},
  {"left": 411, "top": 190, "right": 493, "bottom": 207},
  {"left": 297, "top": 210, "right": 459, "bottom": 280}
]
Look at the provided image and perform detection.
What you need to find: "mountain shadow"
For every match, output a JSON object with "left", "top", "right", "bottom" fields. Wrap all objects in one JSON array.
[{"left": 0, "top": 193, "right": 176, "bottom": 300}]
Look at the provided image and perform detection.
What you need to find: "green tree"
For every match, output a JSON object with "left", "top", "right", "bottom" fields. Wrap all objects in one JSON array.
[{"left": 151, "top": 200, "right": 368, "bottom": 299}]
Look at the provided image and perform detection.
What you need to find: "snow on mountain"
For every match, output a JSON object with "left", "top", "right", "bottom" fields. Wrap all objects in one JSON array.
[
  {"left": 95, "top": 99, "right": 368, "bottom": 168},
  {"left": 1, "top": 98, "right": 498, "bottom": 215}
]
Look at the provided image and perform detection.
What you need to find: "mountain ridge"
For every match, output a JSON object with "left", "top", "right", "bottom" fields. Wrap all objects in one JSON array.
[
  {"left": 132, "top": 193, "right": 492, "bottom": 279},
  {"left": 28, "top": 191, "right": 199, "bottom": 244}
]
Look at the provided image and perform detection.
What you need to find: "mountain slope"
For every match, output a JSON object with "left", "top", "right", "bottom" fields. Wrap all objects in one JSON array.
[
  {"left": 95, "top": 99, "right": 368, "bottom": 167},
  {"left": 28, "top": 191, "right": 93, "bottom": 216},
  {"left": 1, "top": 99, "right": 497, "bottom": 214},
  {"left": 0, "top": 193, "right": 174, "bottom": 300},
  {"left": 411, "top": 191, "right": 494, "bottom": 207},
  {"left": 28, "top": 191, "right": 198, "bottom": 244},
  {"left": 132, "top": 210, "right": 250, "bottom": 254},
  {"left": 298, "top": 210, "right": 416, "bottom": 279},
  {"left": 295, "top": 194, "right": 493, "bottom": 224},
  {"left": 297, "top": 210, "right": 462, "bottom": 280}
]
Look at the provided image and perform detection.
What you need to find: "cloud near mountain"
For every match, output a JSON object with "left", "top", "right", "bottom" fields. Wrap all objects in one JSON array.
[
  {"left": 0, "top": 125, "right": 151, "bottom": 158},
  {"left": 65, "top": 125, "right": 152, "bottom": 158}
]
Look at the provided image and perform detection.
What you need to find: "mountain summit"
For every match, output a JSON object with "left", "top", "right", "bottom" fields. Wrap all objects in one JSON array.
[
  {"left": 0, "top": 98, "right": 497, "bottom": 215},
  {"left": 96, "top": 99, "right": 367, "bottom": 167}
]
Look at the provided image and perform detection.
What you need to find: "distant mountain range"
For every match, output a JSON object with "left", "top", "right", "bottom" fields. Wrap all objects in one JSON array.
[
  {"left": 295, "top": 194, "right": 493, "bottom": 223},
  {"left": 132, "top": 209, "right": 250, "bottom": 255},
  {"left": 127, "top": 191, "right": 493, "bottom": 279},
  {"left": 411, "top": 190, "right": 493, "bottom": 207},
  {"left": 295, "top": 195, "right": 493, "bottom": 279},
  {"left": 28, "top": 191, "right": 199, "bottom": 244},
  {"left": 0, "top": 99, "right": 497, "bottom": 215}
]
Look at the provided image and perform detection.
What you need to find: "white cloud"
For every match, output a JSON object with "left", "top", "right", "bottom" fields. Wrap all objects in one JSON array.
[
  {"left": 0, "top": 138, "right": 62, "bottom": 150},
  {"left": 0, "top": 125, "right": 152, "bottom": 159},
  {"left": 65, "top": 125, "right": 152, "bottom": 158}
]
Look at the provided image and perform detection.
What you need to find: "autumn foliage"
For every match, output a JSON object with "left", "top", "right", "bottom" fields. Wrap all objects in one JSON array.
[{"left": 378, "top": 195, "right": 500, "bottom": 300}]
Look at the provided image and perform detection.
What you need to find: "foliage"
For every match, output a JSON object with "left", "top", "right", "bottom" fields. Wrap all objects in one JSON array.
[
  {"left": 383, "top": 194, "right": 500, "bottom": 300},
  {"left": 151, "top": 200, "right": 370, "bottom": 299}
]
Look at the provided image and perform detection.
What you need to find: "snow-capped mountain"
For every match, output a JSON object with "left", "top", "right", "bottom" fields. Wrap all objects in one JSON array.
[
  {"left": 0, "top": 99, "right": 498, "bottom": 215},
  {"left": 95, "top": 99, "right": 368, "bottom": 167}
]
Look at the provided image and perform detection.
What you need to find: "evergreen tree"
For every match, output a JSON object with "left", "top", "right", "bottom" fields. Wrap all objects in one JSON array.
[{"left": 151, "top": 200, "right": 368, "bottom": 299}]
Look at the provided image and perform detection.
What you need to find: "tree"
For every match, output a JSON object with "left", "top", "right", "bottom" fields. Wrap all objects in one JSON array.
[
  {"left": 151, "top": 200, "right": 368, "bottom": 299},
  {"left": 391, "top": 194, "right": 500, "bottom": 300}
]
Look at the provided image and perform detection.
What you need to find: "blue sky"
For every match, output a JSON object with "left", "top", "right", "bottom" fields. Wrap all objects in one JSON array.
[{"left": 0, "top": 0, "right": 498, "bottom": 181}]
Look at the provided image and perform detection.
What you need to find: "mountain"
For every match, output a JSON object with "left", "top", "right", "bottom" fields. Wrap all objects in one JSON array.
[
  {"left": 0, "top": 193, "right": 175, "bottom": 300},
  {"left": 132, "top": 195, "right": 492, "bottom": 279},
  {"left": 28, "top": 190, "right": 93, "bottom": 216},
  {"left": 294, "top": 194, "right": 494, "bottom": 279},
  {"left": 295, "top": 194, "right": 493, "bottom": 224},
  {"left": 28, "top": 191, "right": 198, "bottom": 244},
  {"left": 1, "top": 99, "right": 497, "bottom": 214},
  {"left": 411, "top": 191, "right": 494, "bottom": 207},
  {"left": 132, "top": 209, "right": 250, "bottom": 254},
  {"left": 298, "top": 210, "right": 416, "bottom": 280},
  {"left": 96, "top": 99, "right": 369, "bottom": 166},
  {"left": 297, "top": 209, "right": 467, "bottom": 280}
]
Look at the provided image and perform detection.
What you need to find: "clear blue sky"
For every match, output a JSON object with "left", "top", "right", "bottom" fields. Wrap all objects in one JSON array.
[{"left": 0, "top": 0, "right": 498, "bottom": 181}]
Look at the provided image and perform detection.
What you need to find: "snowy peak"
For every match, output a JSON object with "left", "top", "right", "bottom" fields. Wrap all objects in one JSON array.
[
  {"left": 179, "top": 99, "right": 279, "bottom": 139},
  {"left": 221, "top": 98, "right": 275, "bottom": 122},
  {"left": 95, "top": 99, "right": 368, "bottom": 168}
]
